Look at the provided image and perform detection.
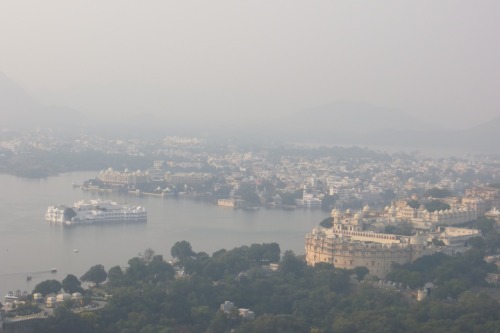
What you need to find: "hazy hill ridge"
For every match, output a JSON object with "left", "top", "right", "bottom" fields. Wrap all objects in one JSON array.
[
  {"left": 1, "top": 72, "right": 498, "bottom": 153},
  {"left": 0, "top": 72, "right": 88, "bottom": 130}
]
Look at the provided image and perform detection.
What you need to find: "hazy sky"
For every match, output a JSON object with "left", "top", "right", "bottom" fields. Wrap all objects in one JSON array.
[{"left": 1, "top": 1, "right": 499, "bottom": 128}]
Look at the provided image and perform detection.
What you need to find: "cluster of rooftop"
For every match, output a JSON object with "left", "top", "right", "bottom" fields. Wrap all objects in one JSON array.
[{"left": 2, "top": 130, "right": 500, "bottom": 212}]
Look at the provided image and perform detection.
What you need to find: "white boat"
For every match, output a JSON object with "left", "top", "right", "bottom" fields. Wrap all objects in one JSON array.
[
  {"left": 5, "top": 291, "right": 18, "bottom": 301},
  {"left": 45, "top": 199, "right": 147, "bottom": 225}
]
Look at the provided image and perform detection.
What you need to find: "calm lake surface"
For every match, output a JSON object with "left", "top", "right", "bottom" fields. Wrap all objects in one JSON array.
[{"left": 0, "top": 172, "right": 327, "bottom": 297}]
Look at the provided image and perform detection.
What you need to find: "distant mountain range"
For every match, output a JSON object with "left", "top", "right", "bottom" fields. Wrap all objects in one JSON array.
[
  {"left": 247, "top": 101, "right": 499, "bottom": 154},
  {"left": 1, "top": 72, "right": 498, "bottom": 153},
  {"left": 260, "top": 100, "right": 440, "bottom": 143},
  {"left": 0, "top": 72, "right": 89, "bottom": 130}
]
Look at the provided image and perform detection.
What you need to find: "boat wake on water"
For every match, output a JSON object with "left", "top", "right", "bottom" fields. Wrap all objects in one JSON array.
[{"left": 0, "top": 269, "right": 58, "bottom": 277}]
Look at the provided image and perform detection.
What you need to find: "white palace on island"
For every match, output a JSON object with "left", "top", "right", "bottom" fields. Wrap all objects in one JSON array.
[
  {"left": 45, "top": 199, "right": 147, "bottom": 225},
  {"left": 305, "top": 207, "right": 481, "bottom": 278}
]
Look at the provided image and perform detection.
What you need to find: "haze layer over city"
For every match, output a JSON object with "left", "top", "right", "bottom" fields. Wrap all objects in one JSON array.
[
  {"left": 1, "top": 1, "right": 500, "bottom": 153},
  {"left": 2, "top": 2, "right": 500, "bottom": 333}
]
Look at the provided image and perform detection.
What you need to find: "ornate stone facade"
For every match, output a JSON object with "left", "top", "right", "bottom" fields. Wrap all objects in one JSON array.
[
  {"left": 305, "top": 209, "right": 481, "bottom": 278},
  {"left": 382, "top": 202, "right": 478, "bottom": 229}
]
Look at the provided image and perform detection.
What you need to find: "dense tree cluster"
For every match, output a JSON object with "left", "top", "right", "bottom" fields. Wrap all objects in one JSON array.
[
  {"left": 321, "top": 195, "right": 337, "bottom": 211},
  {"left": 235, "top": 183, "right": 262, "bottom": 206},
  {"left": 387, "top": 249, "right": 496, "bottom": 297},
  {"left": 108, "top": 249, "right": 175, "bottom": 288},
  {"left": 406, "top": 195, "right": 452, "bottom": 213},
  {"left": 280, "top": 190, "right": 303, "bottom": 206},
  {"left": 407, "top": 199, "right": 420, "bottom": 209},
  {"left": 171, "top": 241, "right": 196, "bottom": 260},
  {"left": 424, "top": 187, "right": 452, "bottom": 198},
  {"left": 33, "top": 279, "right": 62, "bottom": 296},
  {"left": 384, "top": 221, "right": 413, "bottom": 236},
  {"left": 4, "top": 303, "right": 41, "bottom": 318},
  {"left": 80, "top": 265, "right": 108, "bottom": 287},
  {"left": 63, "top": 208, "right": 77, "bottom": 221},
  {"left": 424, "top": 199, "right": 451, "bottom": 213},
  {"left": 61, "top": 274, "right": 83, "bottom": 294},
  {"left": 0, "top": 150, "right": 156, "bottom": 178},
  {"left": 31, "top": 241, "right": 500, "bottom": 333},
  {"left": 319, "top": 217, "right": 333, "bottom": 228}
]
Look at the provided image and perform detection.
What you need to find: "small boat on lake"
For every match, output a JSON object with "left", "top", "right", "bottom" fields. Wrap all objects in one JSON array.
[{"left": 5, "top": 291, "right": 18, "bottom": 302}]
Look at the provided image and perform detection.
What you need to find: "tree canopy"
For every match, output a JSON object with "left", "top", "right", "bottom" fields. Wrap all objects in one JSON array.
[
  {"left": 387, "top": 250, "right": 496, "bottom": 293},
  {"left": 63, "top": 207, "right": 76, "bottom": 221},
  {"left": 32, "top": 241, "right": 500, "bottom": 333},
  {"left": 80, "top": 264, "right": 107, "bottom": 287},
  {"left": 424, "top": 199, "right": 451, "bottom": 212},
  {"left": 320, "top": 217, "right": 333, "bottom": 228},
  {"left": 171, "top": 240, "right": 196, "bottom": 259},
  {"left": 33, "top": 279, "right": 62, "bottom": 296},
  {"left": 407, "top": 199, "right": 420, "bottom": 209},
  {"left": 61, "top": 274, "right": 83, "bottom": 294},
  {"left": 424, "top": 187, "right": 452, "bottom": 198},
  {"left": 384, "top": 221, "right": 413, "bottom": 236}
]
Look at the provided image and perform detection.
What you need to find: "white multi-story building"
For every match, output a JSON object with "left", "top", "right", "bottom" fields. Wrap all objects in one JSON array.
[
  {"left": 295, "top": 191, "right": 322, "bottom": 208},
  {"left": 45, "top": 200, "right": 147, "bottom": 225},
  {"left": 382, "top": 203, "right": 478, "bottom": 229},
  {"left": 98, "top": 168, "right": 149, "bottom": 187}
]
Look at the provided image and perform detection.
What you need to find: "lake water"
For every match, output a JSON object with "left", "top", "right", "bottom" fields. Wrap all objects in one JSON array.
[{"left": 0, "top": 172, "right": 327, "bottom": 298}]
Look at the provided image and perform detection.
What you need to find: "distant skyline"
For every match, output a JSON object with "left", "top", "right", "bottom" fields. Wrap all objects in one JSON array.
[{"left": 1, "top": 1, "right": 499, "bottom": 129}]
